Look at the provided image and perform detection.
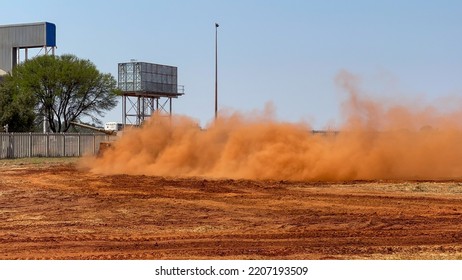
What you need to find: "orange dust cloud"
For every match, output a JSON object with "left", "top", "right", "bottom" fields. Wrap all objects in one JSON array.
[{"left": 80, "top": 71, "right": 462, "bottom": 181}]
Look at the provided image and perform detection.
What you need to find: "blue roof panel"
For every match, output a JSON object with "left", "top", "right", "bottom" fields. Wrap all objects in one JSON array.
[{"left": 45, "top": 22, "right": 56, "bottom": 47}]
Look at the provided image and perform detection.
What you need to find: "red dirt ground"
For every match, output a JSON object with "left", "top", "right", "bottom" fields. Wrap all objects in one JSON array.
[{"left": 1, "top": 161, "right": 462, "bottom": 259}]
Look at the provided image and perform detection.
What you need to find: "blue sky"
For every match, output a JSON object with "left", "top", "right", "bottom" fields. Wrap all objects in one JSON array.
[{"left": 2, "top": 0, "right": 461, "bottom": 128}]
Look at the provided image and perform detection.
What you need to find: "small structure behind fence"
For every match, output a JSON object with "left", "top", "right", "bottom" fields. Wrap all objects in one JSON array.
[{"left": 0, "top": 133, "right": 116, "bottom": 159}]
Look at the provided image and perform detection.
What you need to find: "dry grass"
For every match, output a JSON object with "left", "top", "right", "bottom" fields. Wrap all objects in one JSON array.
[{"left": 0, "top": 157, "right": 78, "bottom": 166}]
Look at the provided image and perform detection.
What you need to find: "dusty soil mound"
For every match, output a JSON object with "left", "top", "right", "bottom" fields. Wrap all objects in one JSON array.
[{"left": 1, "top": 161, "right": 462, "bottom": 259}]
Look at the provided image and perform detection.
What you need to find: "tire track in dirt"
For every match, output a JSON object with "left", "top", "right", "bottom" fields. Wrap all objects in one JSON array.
[{"left": 1, "top": 163, "right": 462, "bottom": 259}]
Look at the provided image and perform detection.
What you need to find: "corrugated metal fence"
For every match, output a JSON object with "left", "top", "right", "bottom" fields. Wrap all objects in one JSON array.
[{"left": 0, "top": 133, "right": 116, "bottom": 159}]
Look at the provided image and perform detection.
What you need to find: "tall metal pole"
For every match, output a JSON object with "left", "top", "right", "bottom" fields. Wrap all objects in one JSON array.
[{"left": 215, "top": 23, "right": 219, "bottom": 120}]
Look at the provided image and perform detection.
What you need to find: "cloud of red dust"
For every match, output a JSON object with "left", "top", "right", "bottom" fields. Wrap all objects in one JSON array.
[{"left": 81, "top": 71, "right": 462, "bottom": 181}]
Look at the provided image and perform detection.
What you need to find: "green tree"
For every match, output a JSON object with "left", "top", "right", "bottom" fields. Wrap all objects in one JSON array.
[
  {"left": 0, "top": 77, "right": 36, "bottom": 132},
  {"left": 0, "top": 54, "right": 119, "bottom": 132}
]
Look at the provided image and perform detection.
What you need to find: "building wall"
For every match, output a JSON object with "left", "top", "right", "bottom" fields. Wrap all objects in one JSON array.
[{"left": 0, "top": 22, "right": 56, "bottom": 73}]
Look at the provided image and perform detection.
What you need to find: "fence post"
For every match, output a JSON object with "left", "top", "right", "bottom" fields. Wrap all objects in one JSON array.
[
  {"left": 0, "top": 134, "right": 3, "bottom": 159},
  {"left": 62, "top": 133, "right": 65, "bottom": 157},
  {"left": 78, "top": 133, "right": 81, "bottom": 157},
  {"left": 46, "top": 133, "right": 49, "bottom": 157},
  {"left": 93, "top": 134, "right": 96, "bottom": 155},
  {"left": 8, "top": 133, "right": 14, "bottom": 158},
  {"left": 29, "top": 132, "right": 32, "bottom": 158}
]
